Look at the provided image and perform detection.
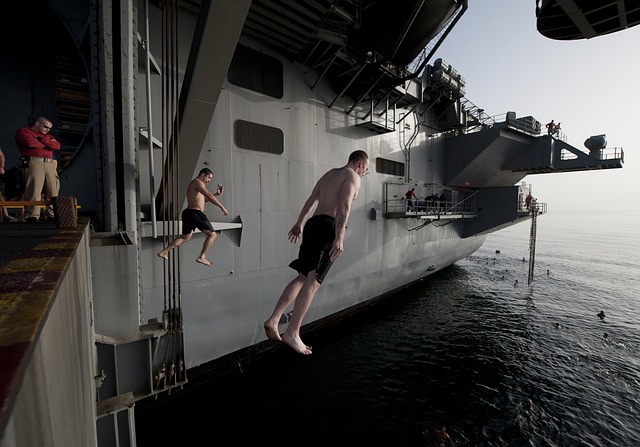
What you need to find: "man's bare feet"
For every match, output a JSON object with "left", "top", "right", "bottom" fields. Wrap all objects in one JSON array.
[
  {"left": 196, "top": 257, "right": 213, "bottom": 266},
  {"left": 282, "top": 332, "right": 312, "bottom": 355},
  {"left": 157, "top": 252, "right": 168, "bottom": 260},
  {"left": 264, "top": 321, "right": 282, "bottom": 342}
]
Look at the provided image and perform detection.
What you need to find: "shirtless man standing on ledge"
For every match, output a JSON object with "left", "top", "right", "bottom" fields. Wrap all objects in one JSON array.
[
  {"left": 157, "top": 167, "right": 228, "bottom": 266},
  {"left": 264, "top": 150, "right": 369, "bottom": 354}
]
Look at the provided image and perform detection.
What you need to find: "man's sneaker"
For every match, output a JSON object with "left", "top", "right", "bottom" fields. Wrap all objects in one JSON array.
[{"left": 25, "top": 217, "right": 39, "bottom": 223}]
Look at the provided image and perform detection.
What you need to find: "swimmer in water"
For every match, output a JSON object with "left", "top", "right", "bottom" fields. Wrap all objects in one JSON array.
[{"left": 435, "top": 426, "right": 453, "bottom": 447}]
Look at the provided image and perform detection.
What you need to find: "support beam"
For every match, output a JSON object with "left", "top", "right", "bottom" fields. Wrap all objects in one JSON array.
[{"left": 170, "top": 0, "right": 251, "bottom": 212}]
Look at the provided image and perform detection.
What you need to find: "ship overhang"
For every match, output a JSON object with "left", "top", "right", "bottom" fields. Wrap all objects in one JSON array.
[
  {"left": 443, "top": 123, "right": 623, "bottom": 190},
  {"left": 536, "top": 0, "right": 640, "bottom": 40}
]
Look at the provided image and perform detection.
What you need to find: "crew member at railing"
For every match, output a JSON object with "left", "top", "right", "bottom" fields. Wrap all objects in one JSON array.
[
  {"left": 545, "top": 119, "right": 562, "bottom": 137},
  {"left": 405, "top": 188, "right": 418, "bottom": 211},
  {"left": 15, "top": 117, "right": 61, "bottom": 223},
  {"left": 545, "top": 119, "right": 556, "bottom": 135}
]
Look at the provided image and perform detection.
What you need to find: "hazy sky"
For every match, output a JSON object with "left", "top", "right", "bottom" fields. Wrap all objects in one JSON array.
[{"left": 435, "top": 1, "right": 639, "bottom": 212}]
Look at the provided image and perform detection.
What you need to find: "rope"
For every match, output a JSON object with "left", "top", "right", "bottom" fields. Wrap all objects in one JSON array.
[
  {"left": 159, "top": 0, "right": 182, "bottom": 321},
  {"left": 153, "top": 0, "right": 185, "bottom": 390}
]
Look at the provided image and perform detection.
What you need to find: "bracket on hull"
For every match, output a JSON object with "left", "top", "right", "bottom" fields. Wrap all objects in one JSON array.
[{"left": 139, "top": 215, "right": 243, "bottom": 247}]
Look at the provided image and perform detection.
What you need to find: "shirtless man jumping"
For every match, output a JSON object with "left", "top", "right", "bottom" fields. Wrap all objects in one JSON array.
[
  {"left": 157, "top": 167, "right": 228, "bottom": 266},
  {"left": 263, "top": 150, "right": 369, "bottom": 354}
]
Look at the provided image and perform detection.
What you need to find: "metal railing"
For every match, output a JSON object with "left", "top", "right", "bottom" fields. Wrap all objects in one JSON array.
[
  {"left": 590, "top": 147, "right": 624, "bottom": 161},
  {"left": 527, "top": 200, "right": 547, "bottom": 215},
  {"left": 383, "top": 182, "right": 477, "bottom": 218}
]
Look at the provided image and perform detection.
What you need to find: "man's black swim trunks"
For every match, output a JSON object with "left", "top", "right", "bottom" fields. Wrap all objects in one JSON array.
[
  {"left": 181, "top": 208, "right": 215, "bottom": 234},
  {"left": 289, "top": 214, "right": 335, "bottom": 284}
]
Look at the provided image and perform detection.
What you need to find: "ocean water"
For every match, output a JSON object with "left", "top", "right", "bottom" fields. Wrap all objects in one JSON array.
[{"left": 136, "top": 210, "right": 640, "bottom": 447}]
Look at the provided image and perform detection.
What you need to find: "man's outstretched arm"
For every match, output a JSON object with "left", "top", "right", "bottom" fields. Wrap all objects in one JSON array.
[
  {"left": 199, "top": 183, "right": 228, "bottom": 215},
  {"left": 329, "top": 173, "right": 360, "bottom": 260},
  {"left": 288, "top": 183, "right": 320, "bottom": 243}
]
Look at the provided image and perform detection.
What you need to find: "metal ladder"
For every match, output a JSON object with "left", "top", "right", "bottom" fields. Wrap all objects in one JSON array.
[{"left": 527, "top": 203, "right": 539, "bottom": 285}]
